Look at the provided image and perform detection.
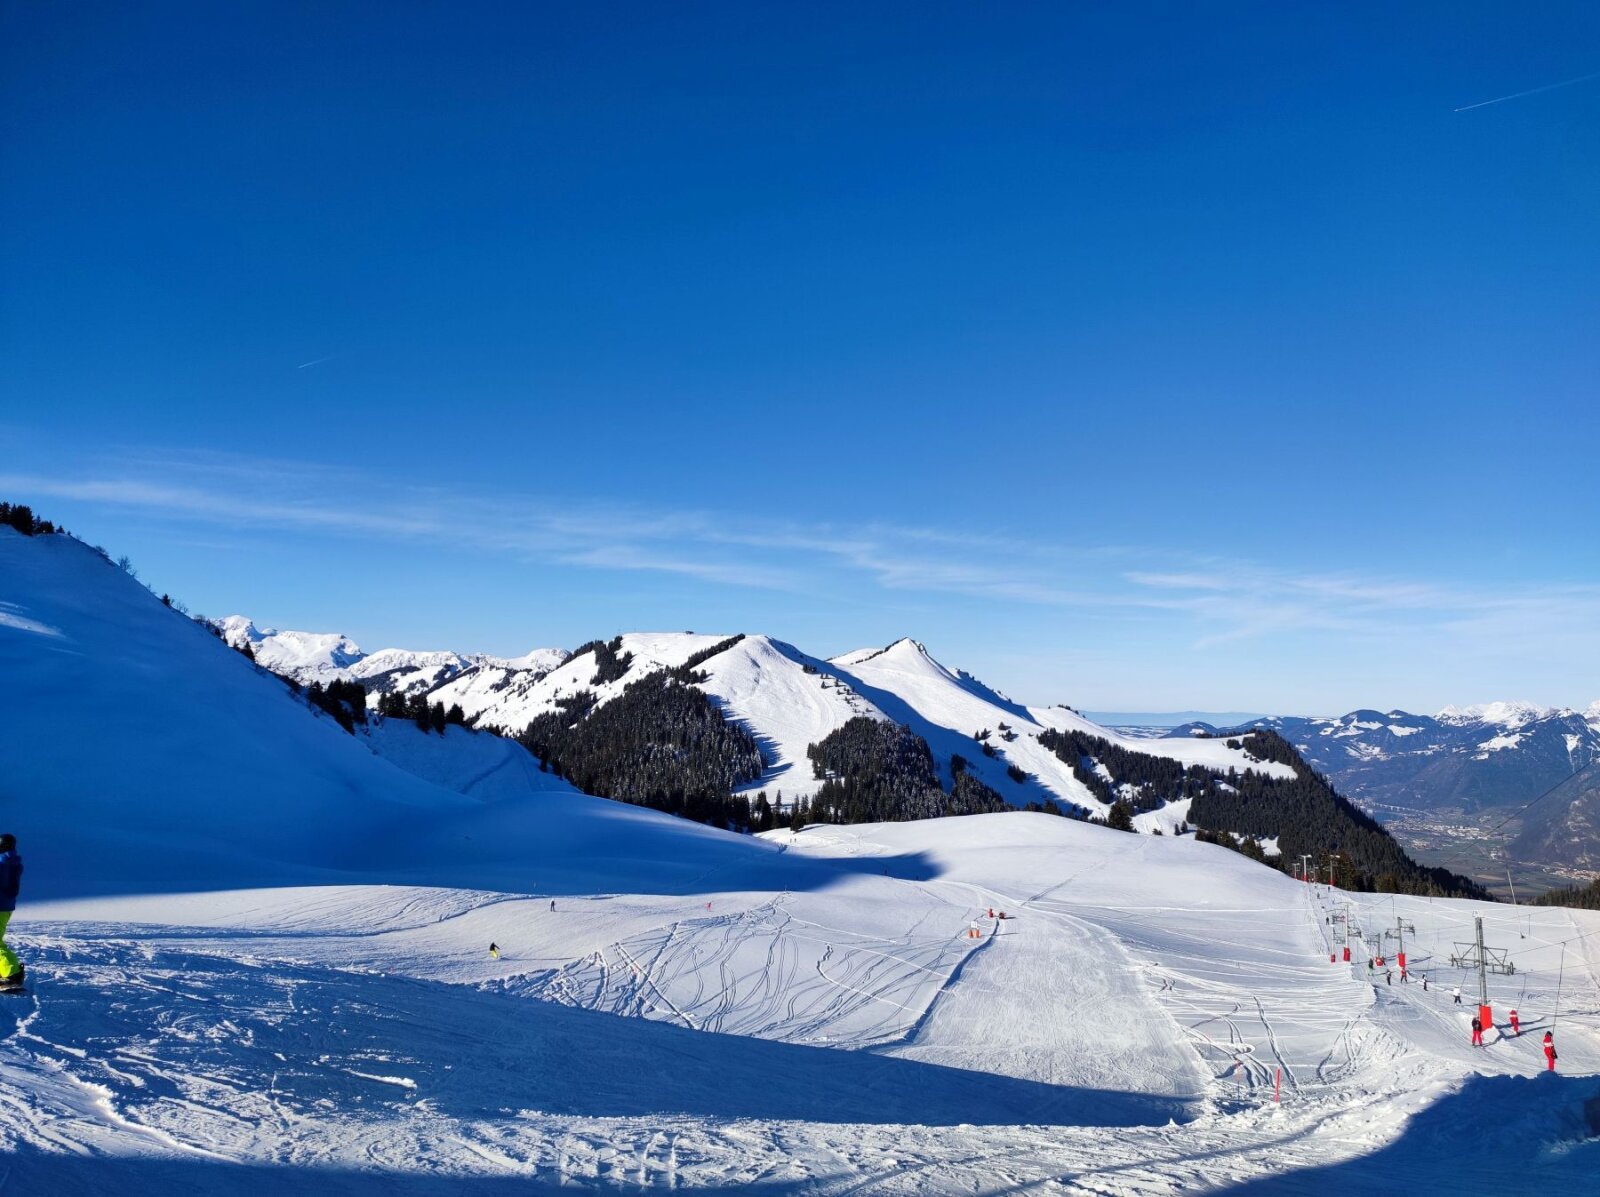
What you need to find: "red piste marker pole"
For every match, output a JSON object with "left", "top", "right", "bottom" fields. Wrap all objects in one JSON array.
[{"left": 1274, "top": 1068, "right": 1281, "bottom": 1104}]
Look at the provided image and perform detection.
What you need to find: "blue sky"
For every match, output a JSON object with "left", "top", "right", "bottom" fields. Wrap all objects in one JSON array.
[{"left": 3, "top": 2, "right": 1598, "bottom": 713}]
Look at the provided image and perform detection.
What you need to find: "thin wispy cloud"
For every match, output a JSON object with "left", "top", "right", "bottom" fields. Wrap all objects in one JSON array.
[
  {"left": 8, "top": 448, "right": 1600, "bottom": 698},
  {"left": 1121, "top": 563, "right": 1600, "bottom": 657},
  {"left": 559, "top": 545, "right": 806, "bottom": 592}
]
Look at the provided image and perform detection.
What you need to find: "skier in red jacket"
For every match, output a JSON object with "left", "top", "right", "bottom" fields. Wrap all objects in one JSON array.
[
  {"left": 1543, "top": 1032, "right": 1557, "bottom": 1072},
  {"left": 1509, "top": 1009, "right": 1520, "bottom": 1036},
  {"left": 1470, "top": 1016, "right": 1483, "bottom": 1047}
]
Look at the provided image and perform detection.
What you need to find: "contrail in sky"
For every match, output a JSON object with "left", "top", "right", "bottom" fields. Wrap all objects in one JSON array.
[
  {"left": 297, "top": 356, "right": 334, "bottom": 369},
  {"left": 1454, "top": 69, "right": 1600, "bottom": 112}
]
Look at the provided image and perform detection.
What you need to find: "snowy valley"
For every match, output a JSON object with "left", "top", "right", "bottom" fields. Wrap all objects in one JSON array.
[{"left": 1167, "top": 704, "right": 1600, "bottom": 887}]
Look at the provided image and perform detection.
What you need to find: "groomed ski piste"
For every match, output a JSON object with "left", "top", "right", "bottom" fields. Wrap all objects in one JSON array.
[
  {"left": 7, "top": 822, "right": 1600, "bottom": 1194},
  {"left": 4, "top": 530, "right": 1600, "bottom": 1193}
]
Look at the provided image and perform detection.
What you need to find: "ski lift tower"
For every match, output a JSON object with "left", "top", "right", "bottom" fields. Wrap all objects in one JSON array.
[
  {"left": 1329, "top": 908, "right": 1352, "bottom": 961},
  {"left": 1449, "top": 916, "right": 1515, "bottom": 1031},
  {"left": 1384, "top": 916, "right": 1417, "bottom": 978}
]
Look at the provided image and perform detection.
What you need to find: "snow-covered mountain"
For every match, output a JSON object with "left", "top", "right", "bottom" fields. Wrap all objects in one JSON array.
[
  {"left": 263, "top": 626, "right": 1285, "bottom": 818},
  {"left": 216, "top": 614, "right": 568, "bottom": 706},
  {"left": 215, "top": 614, "right": 365, "bottom": 684}
]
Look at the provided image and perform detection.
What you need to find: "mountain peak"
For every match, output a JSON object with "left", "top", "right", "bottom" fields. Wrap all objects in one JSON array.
[
  {"left": 884, "top": 636, "right": 931, "bottom": 657},
  {"left": 1436, "top": 700, "right": 1549, "bottom": 727},
  {"left": 217, "top": 615, "right": 363, "bottom": 678}
]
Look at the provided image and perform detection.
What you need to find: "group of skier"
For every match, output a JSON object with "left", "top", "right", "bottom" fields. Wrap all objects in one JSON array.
[{"left": 1469, "top": 1012, "right": 1558, "bottom": 1069}]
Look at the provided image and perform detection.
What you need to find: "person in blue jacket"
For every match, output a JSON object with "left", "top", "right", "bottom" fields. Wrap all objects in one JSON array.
[{"left": 0, "top": 834, "right": 22, "bottom": 986}]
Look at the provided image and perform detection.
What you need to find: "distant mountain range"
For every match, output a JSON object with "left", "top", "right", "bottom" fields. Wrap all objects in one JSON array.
[
  {"left": 216, "top": 616, "right": 569, "bottom": 701},
  {"left": 1166, "top": 704, "right": 1600, "bottom": 877},
  {"left": 1085, "top": 711, "right": 1268, "bottom": 730}
]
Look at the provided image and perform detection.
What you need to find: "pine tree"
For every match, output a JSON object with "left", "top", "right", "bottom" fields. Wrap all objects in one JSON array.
[{"left": 1105, "top": 800, "right": 1136, "bottom": 832}]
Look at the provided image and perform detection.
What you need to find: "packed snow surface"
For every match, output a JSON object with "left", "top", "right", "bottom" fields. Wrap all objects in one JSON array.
[{"left": 6, "top": 814, "right": 1599, "bottom": 1194}]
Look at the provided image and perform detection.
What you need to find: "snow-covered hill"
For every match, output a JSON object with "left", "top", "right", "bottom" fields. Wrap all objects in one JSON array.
[{"left": 0, "top": 531, "right": 788, "bottom": 900}]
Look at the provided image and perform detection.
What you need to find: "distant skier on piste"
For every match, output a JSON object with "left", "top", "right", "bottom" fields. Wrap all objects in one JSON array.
[
  {"left": 1543, "top": 1032, "right": 1557, "bottom": 1072},
  {"left": 0, "top": 834, "right": 24, "bottom": 990}
]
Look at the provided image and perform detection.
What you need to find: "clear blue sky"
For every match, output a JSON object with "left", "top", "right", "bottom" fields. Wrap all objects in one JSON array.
[{"left": 4, "top": 2, "right": 1598, "bottom": 713}]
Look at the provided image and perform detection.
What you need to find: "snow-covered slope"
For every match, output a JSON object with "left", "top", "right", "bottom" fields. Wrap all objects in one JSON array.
[
  {"left": 6, "top": 809, "right": 1598, "bottom": 1192},
  {"left": 826, "top": 637, "right": 1294, "bottom": 815},
  {"left": 347, "top": 647, "right": 471, "bottom": 699},
  {"left": 434, "top": 630, "right": 734, "bottom": 730},
  {"left": 0, "top": 532, "right": 785, "bottom": 900},
  {"left": 0, "top": 537, "right": 475, "bottom": 896},
  {"left": 433, "top": 631, "right": 885, "bottom": 799},
  {"left": 696, "top": 634, "right": 879, "bottom": 795}
]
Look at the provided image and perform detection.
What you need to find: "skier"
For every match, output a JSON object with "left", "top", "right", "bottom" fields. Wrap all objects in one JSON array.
[
  {"left": 1509, "top": 1009, "right": 1520, "bottom": 1036},
  {"left": 1421, "top": 975, "right": 1429, "bottom": 992},
  {"left": 1452, "top": 986, "right": 1462, "bottom": 1005},
  {"left": 0, "top": 834, "right": 22, "bottom": 990},
  {"left": 489, "top": 942, "right": 500, "bottom": 960},
  {"left": 1385, "top": 970, "right": 1392, "bottom": 986},
  {"left": 549, "top": 899, "right": 555, "bottom": 912},
  {"left": 1543, "top": 1032, "right": 1557, "bottom": 1072},
  {"left": 1470, "top": 1015, "right": 1483, "bottom": 1047}
]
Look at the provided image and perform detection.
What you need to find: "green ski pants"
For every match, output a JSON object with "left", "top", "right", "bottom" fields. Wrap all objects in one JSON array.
[{"left": 0, "top": 911, "right": 18, "bottom": 978}]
